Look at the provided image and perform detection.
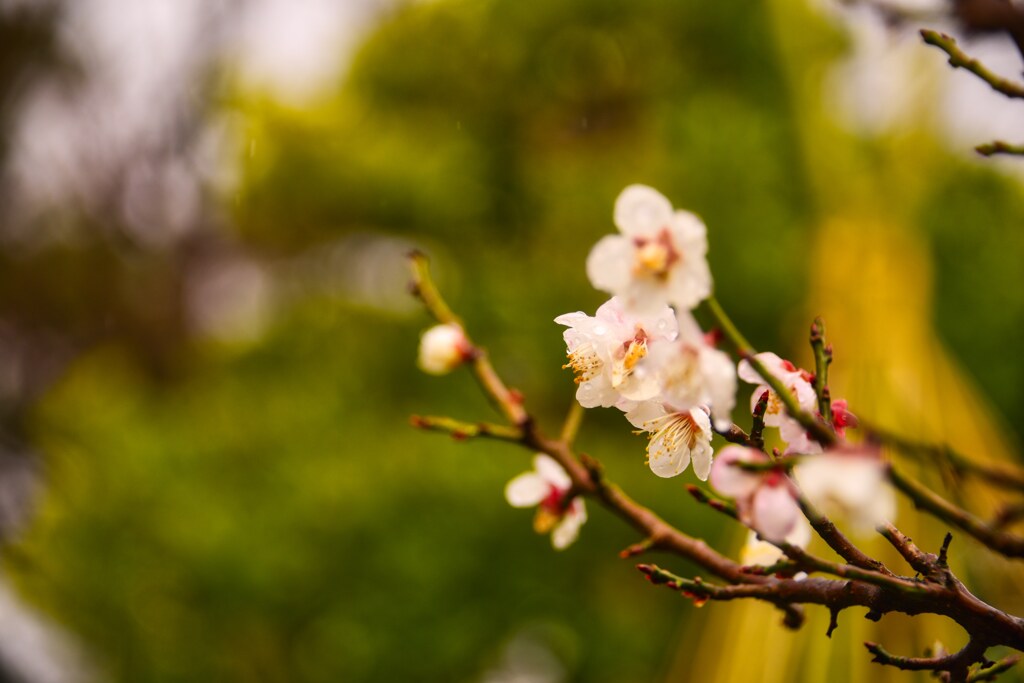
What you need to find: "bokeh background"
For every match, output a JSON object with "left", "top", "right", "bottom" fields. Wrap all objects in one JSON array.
[{"left": 0, "top": 0, "right": 1023, "bottom": 681}]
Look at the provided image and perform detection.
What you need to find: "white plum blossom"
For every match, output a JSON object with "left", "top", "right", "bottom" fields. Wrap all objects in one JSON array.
[
  {"left": 710, "top": 445, "right": 802, "bottom": 541},
  {"left": 641, "top": 311, "right": 736, "bottom": 430},
  {"left": 738, "top": 352, "right": 821, "bottom": 455},
  {"left": 505, "top": 454, "right": 587, "bottom": 550},
  {"left": 626, "top": 403, "right": 714, "bottom": 480},
  {"left": 586, "top": 185, "right": 712, "bottom": 314},
  {"left": 795, "top": 444, "right": 895, "bottom": 536},
  {"left": 555, "top": 297, "right": 677, "bottom": 409},
  {"left": 418, "top": 323, "right": 472, "bottom": 375}
]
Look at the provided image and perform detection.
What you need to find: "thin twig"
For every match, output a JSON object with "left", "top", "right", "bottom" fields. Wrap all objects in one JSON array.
[
  {"left": 889, "top": 466, "right": 1024, "bottom": 559},
  {"left": 865, "top": 423, "right": 1024, "bottom": 493},
  {"left": 976, "top": 140, "right": 1024, "bottom": 157},
  {"left": 409, "top": 252, "right": 529, "bottom": 426},
  {"left": 411, "top": 414, "right": 524, "bottom": 441},
  {"left": 921, "top": 29, "right": 1024, "bottom": 98},
  {"left": 559, "top": 401, "right": 585, "bottom": 445},
  {"left": 810, "top": 317, "right": 833, "bottom": 424}
]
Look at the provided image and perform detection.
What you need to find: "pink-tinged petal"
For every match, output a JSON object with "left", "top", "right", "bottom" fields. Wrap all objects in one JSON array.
[
  {"left": 504, "top": 472, "right": 548, "bottom": 508},
  {"left": 551, "top": 499, "right": 587, "bottom": 549},
  {"left": 586, "top": 236, "right": 634, "bottom": 294},
  {"left": 576, "top": 376, "right": 618, "bottom": 408},
  {"left": 751, "top": 483, "right": 800, "bottom": 541},
  {"left": 779, "top": 417, "right": 823, "bottom": 455},
  {"left": 737, "top": 352, "right": 787, "bottom": 385},
  {"left": 533, "top": 454, "right": 572, "bottom": 490},
  {"left": 553, "top": 311, "right": 589, "bottom": 328},
  {"left": 613, "top": 184, "right": 674, "bottom": 237},
  {"left": 709, "top": 446, "right": 764, "bottom": 498}
]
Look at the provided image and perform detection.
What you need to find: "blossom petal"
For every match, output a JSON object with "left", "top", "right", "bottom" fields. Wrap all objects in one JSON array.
[
  {"left": 504, "top": 472, "right": 548, "bottom": 508},
  {"left": 752, "top": 483, "right": 800, "bottom": 541},
  {"left": 551, "top": 499, "right": 587, "bottom": 550},
  {"left": 533, "top": 454, "right": 572, "bottom": 490},
  {"left": 737, "top": 352, "right": 786, "bottom": 385},
  {"left": 586, "top": 236, "right": 633, "bottom": 294},
  {"left": 613, "top": 184, "right": 674, "bottom": 237},
  {"left": 648, "top": 434, "right": 690, "bottom": 478},
  {"left": 709, "top": 446, "right": 764, "bottom": 498}
]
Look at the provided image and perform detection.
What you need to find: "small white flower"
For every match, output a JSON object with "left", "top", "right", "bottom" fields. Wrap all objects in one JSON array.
[
  {"left": 505, "top": 454, "right": 587, "bottom": 550},
  {"left": 626, "top": 403, "right": 714, "bottom": 480},
  {"left": 555, "top": 297, "right": 677, "bottom": 409},
  {"left": 586, "top": 185, "right": 712, "bottom": 313},
  {"left": 418, "top": 323, "right": 471, "bottom": 375},
  {"left": 738, "top": 352, "right": 821, "bottom": 455},
  {"left": 794, "top": 444, "right": 894, "bottom": 536},
  {"left": 641, "top": 311, "right": 736, "bottom": 431},
  {"left": 709, "top": 445, "right": 802, "bottom": 541}
]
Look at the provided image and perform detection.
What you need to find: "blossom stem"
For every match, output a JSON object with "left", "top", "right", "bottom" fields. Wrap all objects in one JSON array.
[
  {"left": 921, "top": 29, "right": 1024, "bottom": 99},
  {"left": 794, "top": 491, "right": 896, "bottom": 575},
  {"left": 409, "top": 252, "right": 529, "bottom": 426},
  {"left": 410, "top": 415, "right": 524, "bottom": 442},
  {"left": 559, "top": 401, "right": 585, "bottom": 446},
  {"left": 976, "top": 140, "right": 1024, "bottom": 157},
  {"left": 865, "top": 424, "right": 1024, "bottom": 493},
  {"left": 684, "top": 484, "right": 739, "bottom": 519},
  {"left": 888, "top": 466, "right": 1024, "bottom": 559},
  {"left": 705, "top": 296, "right": 836, "bottom": 447},
  {"left": 809, "top": 318, "right": 832, "bottom": 424},
  {"left": 750, "top": 390, "right": 769, "bottom": 451},
  {"left": 864, "top": 639, "right": 987, "bottom": 679}
]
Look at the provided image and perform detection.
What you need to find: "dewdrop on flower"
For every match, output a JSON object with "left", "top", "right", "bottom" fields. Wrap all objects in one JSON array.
[
  {"left": 418, "top": 323, "right": 472, "bottom": 375},
  {"left": 505, "top": 454, "right": 587, "bottom": 550},
  {"left": 586, "top": 185, "right": 712, "bottom": 314}
]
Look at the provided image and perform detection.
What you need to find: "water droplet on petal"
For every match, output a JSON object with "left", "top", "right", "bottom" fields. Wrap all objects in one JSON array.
[{"left": 594, "top": 325, "right": 607, "bottom": 336}]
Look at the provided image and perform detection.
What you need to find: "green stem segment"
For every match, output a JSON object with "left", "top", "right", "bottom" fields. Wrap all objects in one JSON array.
[
  {"left": 810, "top": 317, "right": 832, "bottom": 424},
  {"left": 921, "top": 29, "right": 1024, "bottom": 99},
  {"left": 705, "top": 296, "right": 835, "bottom": 447}
]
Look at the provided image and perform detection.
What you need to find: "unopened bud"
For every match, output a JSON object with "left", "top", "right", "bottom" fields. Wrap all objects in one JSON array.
[{"left": 418, "top": 323, "right": 471, "bottom": 375}]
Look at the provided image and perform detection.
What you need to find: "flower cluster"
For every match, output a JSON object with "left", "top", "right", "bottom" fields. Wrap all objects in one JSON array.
[
  {"left": 557, "top": 186, "right": 734, "bottom": 485},
  {"left": 417, "top": 184, "right": 896, "bottom": 552}
]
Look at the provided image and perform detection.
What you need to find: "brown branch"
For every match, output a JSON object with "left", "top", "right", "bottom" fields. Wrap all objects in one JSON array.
[
  {"left": 976, "top": 140, "right": 1024, "bottom": 157},
  {"left": 865, "top": 424, "right": 1024, "bottom": 493},
  {"left": 864, "top": 639, "right": 986, "bottom": 680},
  {"left": 637, "top": 563, "right": 1024, "bottom": 668},
  {"left": 889, "top": 466, "right": 1024, "bottom": 559},
  {"left": 795, "top": 490, "right": 897, "bottom": 576}
]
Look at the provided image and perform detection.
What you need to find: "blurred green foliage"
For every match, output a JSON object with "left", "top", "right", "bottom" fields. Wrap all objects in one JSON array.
[{"left": 5, "top": 0, "right": 1024, "bottom": 681}]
